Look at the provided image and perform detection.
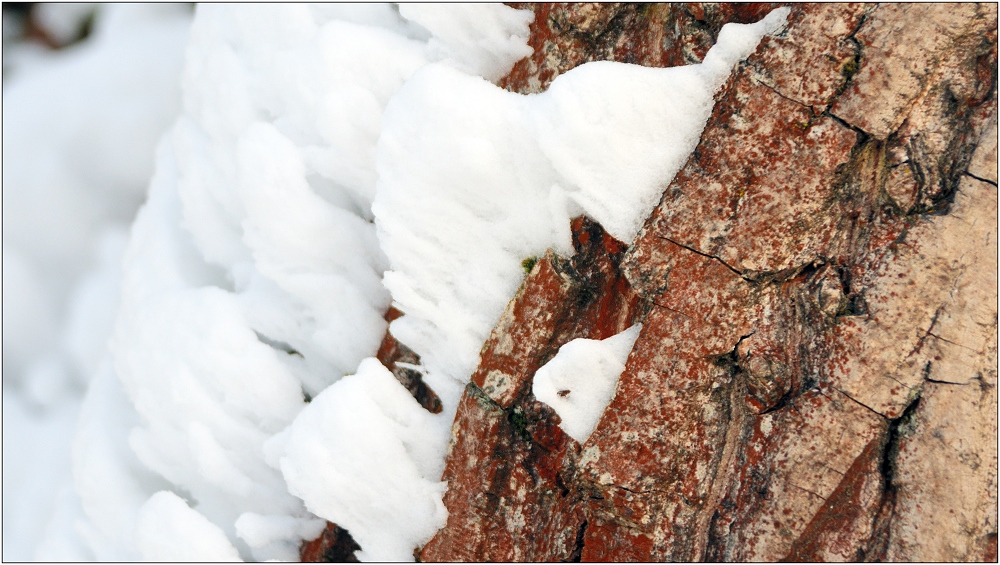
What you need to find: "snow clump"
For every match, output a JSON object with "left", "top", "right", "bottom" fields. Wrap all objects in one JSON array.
[
  {"left": 268, "top": 358, "right": 450, "bottom": 561},
  {"left": 532, "top": 324, "right": 643, "bottom": 444}
]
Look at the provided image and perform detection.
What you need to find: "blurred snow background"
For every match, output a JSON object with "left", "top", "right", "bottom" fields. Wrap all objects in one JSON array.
[
  {"left": 2, "top": 3, "right": 787, "bottom": 561},
  {"left": 3, "top": 3, "right": 192, "bottom": 560}
]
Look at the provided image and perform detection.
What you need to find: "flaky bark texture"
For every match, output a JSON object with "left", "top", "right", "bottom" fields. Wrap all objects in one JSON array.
[{"left": 303, "top": 3, "right": 998, "bottom": 562}]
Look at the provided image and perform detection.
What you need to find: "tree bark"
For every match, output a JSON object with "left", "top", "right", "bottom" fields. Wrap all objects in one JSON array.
[{"left": 305, "top": 3, "right": 998, "bottom": 561}]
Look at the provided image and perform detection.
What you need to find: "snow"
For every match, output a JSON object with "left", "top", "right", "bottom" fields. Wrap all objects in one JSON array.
[
  {"left": 110, "top": 141, "right": 312, "bottom": 560},
  {"left": 135, "top": 491, "right": 242, "bottom": 561},
  {"left": 2, "top": 249, "right": 58, "bottom": 383},
  {"left": 533, "top": 325, "right": 643, "bottom": 443},
  {"left": 63, "top": 229, "right": 129, "bottom": 382},
  {"left": 2, "top": 3, "right": 190, "bottom": 379},
  {"left": 2, "top": 4, "right": 191, "bottom": 561},
  {"left": 72, "top": 362, "right": 172, "bottom": 561},
  {"left": 398, "top": 4, "right": 533, "bottom": 81},
  {"left": 2, "top": 3, "right": 790, "bottom": 561},
  {"left": 269, "top": 358, "right": 450, "bottom": 562},
  {"left": 33, "top": 3, "right": 97, "bottom": 46},
  {"left": 2, "top": 391, "right": 81, "bottom": 560},
  {"left": 234, "top": 512, "right": 326, "bottom": 553}
]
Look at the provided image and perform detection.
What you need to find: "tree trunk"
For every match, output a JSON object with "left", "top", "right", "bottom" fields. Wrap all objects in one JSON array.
[{"left": 305, "top": 3, "right": 998, "bottom": 561}]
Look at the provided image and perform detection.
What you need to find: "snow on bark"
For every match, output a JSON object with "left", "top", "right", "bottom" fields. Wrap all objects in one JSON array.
[{"left": 419, "top": 3, "right": 998, "bottom": 562}]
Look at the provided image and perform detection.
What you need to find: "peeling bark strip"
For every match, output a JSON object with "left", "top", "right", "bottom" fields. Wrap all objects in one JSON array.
[{"left": 409, "top": 3, "right": 998, "bottom": 563}]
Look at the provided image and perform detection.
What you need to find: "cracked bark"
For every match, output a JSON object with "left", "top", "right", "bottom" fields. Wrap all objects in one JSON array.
[{"left": 302, "top": 3, "right": 997, "bottom": 562}]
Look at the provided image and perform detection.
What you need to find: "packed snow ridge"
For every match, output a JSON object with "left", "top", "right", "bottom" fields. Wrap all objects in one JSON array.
[{"left": 2, "top": 3, "right": 789, "bottom": 561}]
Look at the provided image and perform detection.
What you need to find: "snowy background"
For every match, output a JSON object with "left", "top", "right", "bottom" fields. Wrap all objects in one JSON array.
[{"left": 2, "top": 3, "right": 786, "bottom": 561}]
